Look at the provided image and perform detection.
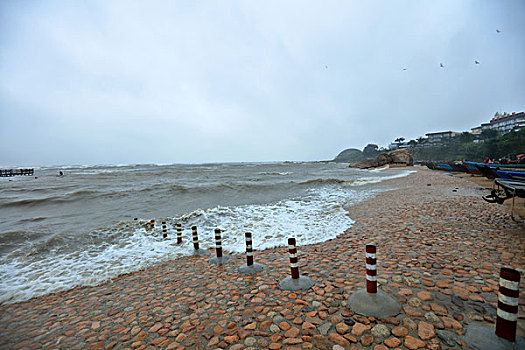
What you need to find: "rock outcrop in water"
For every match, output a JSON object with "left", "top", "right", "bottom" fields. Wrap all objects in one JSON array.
[{"left": 349, "top": 149, "right": 413, "bottom": 169}]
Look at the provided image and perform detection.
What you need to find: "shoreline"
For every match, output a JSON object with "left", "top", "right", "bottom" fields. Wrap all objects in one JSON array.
[{"left": 1, "top": 167, "right": 524, "bottom": 349}]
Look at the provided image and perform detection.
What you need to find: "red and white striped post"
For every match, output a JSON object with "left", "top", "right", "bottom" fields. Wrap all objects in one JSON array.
[
  {"left": 496, "top": 267, "right": 520, "bottom": 342},
  {"left": 176, "top": 223, "right": 182, "bottom": 244},
  {"left": 190, "top": 226, "right": 207, "bottom": 256},
  {"left": 347, "top": 244, "right": 401, "bottom": 318},
  {"left": 192, "top": 226, "right": 200, "bottom": 250},
  {"left": 208, "top": 228, "right": 230, "bottom": 265},
  {"left": 245, "top": 232, "right": 254, "bottom": 266},
  {"left": 288, "top": 237, "right": 300, "bottom": 280},
  {"left": 366, "top": 245, "right": 377, "bottom": 294},
  {"left": 214, "top": 228, "right": 223, "bottom": 258},
  {"left": 238, "top": 232, "right": 264, "bottom": 274},
  {"left": 278, "top": 237, "right": 314, "bottom": 290},
  {"left": 162, "top": 221, "right": 167, "bottom": 239}
]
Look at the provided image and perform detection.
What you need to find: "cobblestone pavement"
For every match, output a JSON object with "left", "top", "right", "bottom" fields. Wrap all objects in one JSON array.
[{"left": 1, "top": 168, "right": 524, "bottom": 350}]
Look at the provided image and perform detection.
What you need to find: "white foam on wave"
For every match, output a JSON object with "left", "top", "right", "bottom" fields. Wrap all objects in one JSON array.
[{"left": 350, "top": 170, "right": 416, "bottom": 186}]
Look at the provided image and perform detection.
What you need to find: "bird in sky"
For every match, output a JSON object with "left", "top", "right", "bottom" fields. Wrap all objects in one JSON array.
[
  {"left": 475, "top": 60, "right": 480, "bottom": 64},
  {"left": 440, "top": 63, "right": 444, "bottom": 68},
  {"left": 496, "top": 29, "right": 501, "bottom": 33},
  {"left": 402, "top": 68, "right": 407, "bottom": 71},
  {"left": 325, "top": 65, "right": 328, "bottom": 69}
]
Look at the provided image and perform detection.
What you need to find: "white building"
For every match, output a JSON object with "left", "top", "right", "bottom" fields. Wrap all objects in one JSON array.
[
  {"left": 425, "top": 131, "right": 456, "bottom": 145},
  {"left": 489, "top": 112, "right": 525, "bottom": 134}
]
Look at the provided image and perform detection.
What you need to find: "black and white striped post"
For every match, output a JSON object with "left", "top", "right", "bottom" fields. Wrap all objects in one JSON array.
[
  {"left": 347, "top": 244, "right": 401, "bottom": 318},
  {"left": 465, "top": 267, "right": 523, "bottom": 349},
  {"left": 366, "top": 245, "right": 377, "bottom": 294},
  {"left": 238, "top": 232, "right": 264, "bottom": 274},
  {"left": 278, "top": 237, "right": 314, "bottom": 291},
  {"left": 496, "top": 267, "right": 520, "bottom": 342},
  {"left": 208, "top": 228, "right": 231, "bottom": 265},
  {"left": 176, "top": 223, "right": 182, "bottom": 244},
  {"left": 162, "top": 221, "right": 167, "bottom": 239},
  {"left": 191, "top": 226, "right": 208, "bottom": 256}
]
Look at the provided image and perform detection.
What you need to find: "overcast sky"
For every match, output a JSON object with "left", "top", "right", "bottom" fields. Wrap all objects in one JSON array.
[{"left": 1, "top": 1, "right": 524, "bottom": 166}]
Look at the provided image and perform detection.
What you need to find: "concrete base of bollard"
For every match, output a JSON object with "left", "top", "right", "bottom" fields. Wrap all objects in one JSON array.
[
  {"left": 347, "top": 289, "right": 401, "bottom": 318},
  {"left": 238, "top": 262, "right": 264, "bottom": 274},
  {"left": 279, "top": 276, "right": 315, "bottom": 291},
  {"left": 464, "top": 323, "right": 524, "bottom": 350},
  {"left": 208, "top": 255, "right": 232, "bottom": 265},
  {"left": 192, "top": 248, "right": 208, "bottom": 256}
]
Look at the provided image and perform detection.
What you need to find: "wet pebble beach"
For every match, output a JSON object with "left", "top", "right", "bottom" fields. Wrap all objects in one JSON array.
[{"left": 1, "top": 167, "right": 524, "bottom": 350}]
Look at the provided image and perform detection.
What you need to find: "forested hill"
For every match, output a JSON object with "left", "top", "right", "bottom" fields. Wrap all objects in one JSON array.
[{"left": 410, "top": 128, "right": 524, "bottom": 162}]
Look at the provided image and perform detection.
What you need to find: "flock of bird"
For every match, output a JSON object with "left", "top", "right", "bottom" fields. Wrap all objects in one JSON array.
[
  {"left": 422, "top": 29, "right": 499, "bottom": 71},
  {"left": 324, "top": 29, "right": 502, "bottom": 71}
]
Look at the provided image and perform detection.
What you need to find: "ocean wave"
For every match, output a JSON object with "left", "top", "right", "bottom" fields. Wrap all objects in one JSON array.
[{"left": 0, "top": 184, "right": 375, "bottom": 305}]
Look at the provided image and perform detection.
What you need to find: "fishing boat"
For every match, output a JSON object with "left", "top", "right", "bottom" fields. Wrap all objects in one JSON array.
[
  {"left": 476, "top": 164, "right": 499, "bottom": 180},
  {"left": 496, "top": 170, "right": 525, "bottom": 181},
  {"left": 463, "top": 161, "right": 482, "bottom": 175}
]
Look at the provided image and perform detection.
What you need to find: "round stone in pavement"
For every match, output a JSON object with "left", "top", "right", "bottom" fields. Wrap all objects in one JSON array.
[
  {"left": 347, "top": 289, "right": 401, "bottom": 318},
  {"left": 238, "top": 262, "right": 264, "bottom": 274},
  {"left": 279, "top": 276, "right": 315, "bottom": 291},
  {"left": 208, "top": 255, "right": 232, "bottom": 265},
  {"left": 464, "top": 323, "right": 525, "bottom": 350}
]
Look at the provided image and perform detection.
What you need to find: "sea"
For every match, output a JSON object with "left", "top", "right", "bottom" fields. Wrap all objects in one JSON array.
[{"left": 0, "top": 162, "right": 414, "bottom": 305}]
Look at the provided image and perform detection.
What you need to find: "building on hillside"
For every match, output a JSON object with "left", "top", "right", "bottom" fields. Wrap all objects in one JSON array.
[
  {"left": 480, "top": 123, "right": 492, "bottom": 131},
  {"left": 488, "top": 112, "right": 525, "bottom": 134},
  {"left": 388, "top": 142, "right": 409, "bottom": 150},
  {"left": 425, "top": 131, "right": 456, "bottom": 145},
  {"left": 471, "top": 126, "right": 482, "bottom": 135}
]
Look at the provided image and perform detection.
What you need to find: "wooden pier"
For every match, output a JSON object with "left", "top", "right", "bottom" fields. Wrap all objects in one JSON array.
[{"left": 0, "top": 169, "right": 34, "bottom": 177}]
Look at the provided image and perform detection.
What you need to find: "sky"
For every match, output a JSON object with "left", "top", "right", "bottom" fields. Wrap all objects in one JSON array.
[{"left": 1, "top": 1, "right": 524, "bottom": 166}]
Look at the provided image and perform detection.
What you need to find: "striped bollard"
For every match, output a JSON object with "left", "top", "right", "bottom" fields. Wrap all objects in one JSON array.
[
  {"left": 238, "top": 232, "right": 264, "bottom": 274},
  {"left": 191, "top": 226, "right": 208, "bottom": 256},
  {"left": 496, "top": 267, "right": 520, "bottom": 342},
  {"left": 149, "top": 219, "right": 155, "bottom": 230},
  {"left": 278, "top": 237, "right": 314, "bottom": 291},
  {"left": 208, "top": 228, "right": 231, "bottom": 265},
  {"left": 465, "top": 267, "right": 523, "bottom": 349},
  {"left": 366, "top": 245, "right": 377, "bottom": 293},
  {"left": 347, "top": 244, "right": 401, "bottom": 318},
  {"left": 162, "top": 221, "right": 167, "bottom": 239},
  {"left": 176, "top": 223, "right": 182, "bottom": 244}
]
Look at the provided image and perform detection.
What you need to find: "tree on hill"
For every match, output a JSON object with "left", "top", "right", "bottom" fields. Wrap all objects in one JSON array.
[
  {"left": 481, "top": 129, "right": 498, "bottom": 140},
  {"left": 333, "top": 148, "right": 363, "bottom": 163},
  {"left": 363, "top": 144, "right": 379, "bottom": 158},
  {"left": 394, "top": 137, "right": 405, "bottom": 143},
  {"left": 458, "top": 131, "right": 475, "bottom": 143}
]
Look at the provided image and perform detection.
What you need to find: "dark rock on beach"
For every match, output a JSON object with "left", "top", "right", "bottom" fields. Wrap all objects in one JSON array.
[{"left": 350, "top": 149, "right": 414, "bottom": 169}]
